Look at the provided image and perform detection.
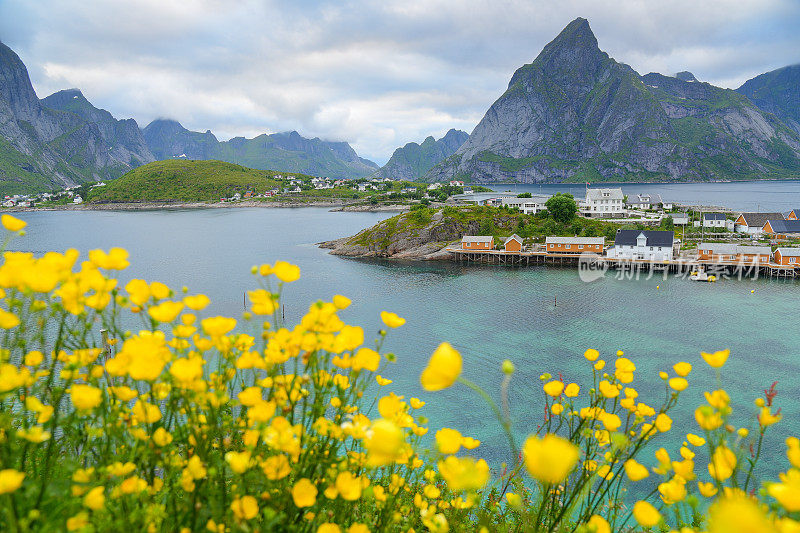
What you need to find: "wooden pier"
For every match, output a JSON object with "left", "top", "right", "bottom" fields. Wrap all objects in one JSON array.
[{"left": 448, "top": 248, "right": 798, "bottom": 279}]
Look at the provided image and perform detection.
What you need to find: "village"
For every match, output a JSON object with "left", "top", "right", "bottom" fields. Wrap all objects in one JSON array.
[{"left": 453, "top": 187, "right": 800, "bottom": 278}]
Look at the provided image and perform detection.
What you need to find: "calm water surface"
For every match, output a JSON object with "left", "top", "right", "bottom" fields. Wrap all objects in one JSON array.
[{"left": 11, "top": 207, "right": 800, "bottom": 484}]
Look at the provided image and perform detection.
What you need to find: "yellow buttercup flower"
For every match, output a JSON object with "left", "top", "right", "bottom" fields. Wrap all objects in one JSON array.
[
  {"left": 708, "top": 494, "right": 773, "bottom": 533},
  {"left": 83, "top": 486, "right": 105, "bottom": 510},
  {"left": 335, "top": 472, "right": 362, "bottom": 501},
  {"left": 584, "top": 348, "right": 599, "bottom": 361},
  {"left": 364, "top": 418, "right": 406, "bottom": 466},
  {"left": 230, "top": 495, "right": 259, "bottom": 520},
  {"left": 201, "top": 316, "right": 237, "bottom": 337},
  {"left": 655, "top": 413, "right": 672, "bottom": 432},
  {"left": 273, "top": 261, "right": 300, "bottom": 283},
  {"left": 332, "top": 294, "right": 351, "bottom": 309},
  {"left": 0, "top": 469, "right": 25, "bottom": 494},
  {"left": 542, "top": 380, "right": 564, "bottom": 397},
  {"left": 673, "top": 361, "right": 692, "bottom": 376},
  {"left": 318, "top": 524, "right": 341, "bottom": 533},
  {"left": 624, "top": 459, "right": 649, "bottom": 481},
  {"left": 708, "top": 445, "right": 736, "bottom": 481},
  {"left": 758, "top": 406, "right": 782, "bottom": 428},
  {"left": 697, "top": 481, "right": 718, "bottom": 497},
  {"left": 658, "top": 477, "right": 687, "bottom": 505},
  {"left": 701, "top": 349, "right": 730, "bottom": 368},
  {"left": 598, "top": 380, "right": 619, "bottom": 399},
  {"left": 420, "top": 342, "right": 462, "bottom": 391},
  {"left": 632, "top": 500, "right": 661, "bottom": 527},
  {"left": 437, "top": 456, "right": 490, "bottom": 491},
  {"left": 564, "top": 383, "right": 580, "bottom": 397},
  {"left": 522, "top": 434, "right": 579, "bottom": 484},
  {"left": 435, "top": 428, "right": 463, "bottom": 454},
  {"left": 767, "top": 468, "right": 800, "bottom": 511},
  {"left": 380, "top": 311, "right": 406, "bottom": 328},
  {"left": 183, "top": 294, "right": 210, "bottom": 311},
  {"left": 132, "top": 400, "right": 162, "bottom": 424},
  {"left": 147, "top": 300, "right": 184, "bottom": 323},
  {"left": 71, "top": 384, "right": 103, "bottom": 411},
  {"left": 787, "top": 437, "right": 800, "bottom": 469},
  {"left": 669, "top": 377, "right": 688, "bottom": 391},
  {"left": 0, "top": 309, "right": 20, "bottom": 329},
  {"left": 586, "top": 515, "right": 610, "bottom": 533},
  {"left": 292, "top": 478, "right": 317, "bottom": 507},
  {"left": 1, "top": 214, "right": 26, "bottom": 232}
]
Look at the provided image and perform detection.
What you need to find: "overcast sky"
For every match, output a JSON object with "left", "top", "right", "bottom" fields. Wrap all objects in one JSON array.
[{"left": 1, "top": 0, "right": 799, "bottom": 165}]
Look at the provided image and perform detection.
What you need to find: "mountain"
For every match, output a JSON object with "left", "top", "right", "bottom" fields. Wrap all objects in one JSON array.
[
  {"left": 737, "top": 65, "right": 800, "bottom": 136},
  {"left": 423, "top": 18, "right": 800, "bottom": 184},
  {"left": 374, "top": 129, "right": 468, "bottom": 180},
  {"left": 0, "top": 41, "right": 154, "bottom": 194},
  {"left": 143, "top": 120, "right": 378, "bottom": 180},
  {"left": 41, "top": 89, "right": 153, "bottom": 167}
]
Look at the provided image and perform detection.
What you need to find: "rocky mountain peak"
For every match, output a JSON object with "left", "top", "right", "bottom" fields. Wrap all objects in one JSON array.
[{"left": 675, "top": 71, "right": 698, "bottom": 82}]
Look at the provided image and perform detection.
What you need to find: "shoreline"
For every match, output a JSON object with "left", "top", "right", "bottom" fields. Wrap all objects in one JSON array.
[{"left": 5, "top": 200, "right": 412, "bottom": 213}]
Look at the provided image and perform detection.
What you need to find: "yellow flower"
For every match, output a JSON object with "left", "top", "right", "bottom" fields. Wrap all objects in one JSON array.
[
  {"left": 673, "top": 361, "right": 692, "bottom": 376},
  {"left": 380, "top": 311, "right": 406, "bottom": 328},
  {"left": 708, "top": 494, "right": 773, "bottom": 533},
  {"left": 701, "top": 349, "right": 730, "bottom": 368},
  {"left": 697, "top": 481, "right": 718, "bottom": 497},
  {"left": 333, "top": 295, "right": 351, "bottom": 309},
  {"left": 292, "top": 478, "right": 317, "bottom": 507},
  {"left": 658, "top": 477, "right": 687, "bottom": 505},
  {"left": 708, "top": 445, "right": 736, "bottom": 481},
  {"left": 437, "top": 456, "right": 490, "bottom": 491},
  {"left": 409, "top": 398, "right": 425, "bottom": 409},
  {"left": 0, "top": 309, "right": 20, "bottom": 329},
  {"left": 71, "top": 384, "right": 103, "bottom": 410},
  {"left": 183, "top": 294, "right": 210, "bottom": 310},
  {"left": 522, "top": 434, "right": 579, "bottom": 484},
  {"left": 758, "top": 406, "right": 782, "bottom": 428},
  {"left": 170, "top": 357, "right": 205, "bottom": 386},
  {"left": 594, "top": 360, "right": 605, "bottom": 370},
  {"left": 614, "top": 357, "right": 636, "bottom": 383},
  {"left": 318, "top": 524, "right": 341, "bottom": 533},
  {"left": 632, "top": 500, "right": 661, "bottom": 527},
  {"left": 420, "top": 342, "right": 462, "bottom": 391},
  {"left": 346, "top": 524, "right": 367, "bottom": 533},
  {"left": 599, "top": 412, "right": 621, "bottom": 431},
  {"left": 335, "top": 472, "right": 362, "bottom": 501},
  {"left": 88, "top": 247, "right": 130, "bottom": 270},
  {"left": 669, "top": 377, "right": 688, "bottom": 391},
  {"left": 132, "top": 400, "right": 162, "bottom": 424},
  {"left": 364, "top": 419, "right": 406, "bottom": 466},
  {"left": 273, "top": 261, "right": 300, "bottom": 282},
  {"left": 1, "top": 214, "right": 27, "bottom": 232},
  {"left": 0, "top": 469, "right": 25, "bottom": 494},
  {"left": 376, "top": 375, "right": 392, "bottom": 386},
  {"left": 152, "top": 428, "right": 173, "bottom": 447},
  {"left": 230, "top": 495, "right": 259, "bottom": 520},
  {"left": 248, "top": 290, "right": 276, "bottom": 315},
  {"left": 125, "top": 279, "right": 151, "bottom": 306},
  {"left": 201, "top": 316, "right": 237, "bottom": 337},
  {"left": 542, "top": 380, "right": 564, "bottom": 397},
  {"left": 564, "top": 383, "right": 580, "bottom": 397},
  {"left": 655, "top": 413, "right": 672, "bottom": 433},
  {"left": 587, "top": 515, "right": 610, "bottom": 533},
  {"left": 584, "top": 348, "right": 599, "bottom": 361},
  {"left": 436, "top": 428, "right": 463, "bottom": 454},
  {"left": 624, "top": 459, "right": 649, "bottom": 481},
  {"left": 352, "top": 348, "right": 380, "bottom": 372},
  {"left": 67, "top": 513, "right": 89, "bottom": 531},
  {"left": 598, "top": 380, "right": 619, "bottom": 399},
  {"left": 695, "top": 406, "right": 723, "bottom": 431},
  {"left": 83, "top": 486, "right": 105, "bottom": 510},
  {"left": 261, "top": 455, "right": 291, "bottom": 480},
  {"left": 225, "top": 451, "right": 253, "bottom": 474},
  {"left": 147, "top": 300, "right": 184, "bottom": 323},
  {"left": 767, "top": 468, "right": 800, "bottom": 511},
  {"left": 787, "top": 437, "right": 800, "bottom": 469}
]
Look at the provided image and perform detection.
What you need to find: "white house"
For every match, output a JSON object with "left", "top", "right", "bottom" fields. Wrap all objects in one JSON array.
[
  {"left": 427, "top": 183, "right": 442, "bottom": 191},
  {"left": 449, "top": 180, "right": 464, "bottom": 187},
  {"left": 734, "top": 212, "right": 784, "bottom": 235},
  {"left": 501, "top": 195, "right": 551, "bottom": 215},
  {"left": 702, "top": 213, "right": 726, "bottom": 228},
  {"left": 607, "top": 230, "right": 675, "bottom": 261},
  {"left": 585, "top": 188, "right": 625, "bottom": 218}
]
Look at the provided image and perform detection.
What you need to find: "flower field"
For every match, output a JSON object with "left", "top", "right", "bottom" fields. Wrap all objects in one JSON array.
[{"left": 0, "top": 213, "right": 797, "bottom": 532}]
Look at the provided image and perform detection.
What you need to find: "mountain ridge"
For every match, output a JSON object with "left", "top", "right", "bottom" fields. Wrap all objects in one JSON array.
[
  {"left": 422, "top": 18, "right": 800, "bottom": 184},
  {"left": 374, "top": 128, "right": 468, "bottom": 180}
]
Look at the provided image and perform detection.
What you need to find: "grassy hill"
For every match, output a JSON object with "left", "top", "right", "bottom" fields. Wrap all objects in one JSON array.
[{"left": 90, "top": 160, "right": 294, "bottom": 203}]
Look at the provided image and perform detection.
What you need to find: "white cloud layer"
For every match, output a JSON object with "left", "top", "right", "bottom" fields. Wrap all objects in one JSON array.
[{"left": 1, "top": 0, "right": 798, "bottom": 164}]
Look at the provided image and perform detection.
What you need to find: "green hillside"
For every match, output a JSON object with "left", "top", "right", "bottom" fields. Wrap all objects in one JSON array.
[{"left": 90, "top": 160, "right": 288, "bottom": 203}]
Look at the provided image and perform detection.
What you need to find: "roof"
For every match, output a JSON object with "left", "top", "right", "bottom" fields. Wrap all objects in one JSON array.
[
  {"left": 504, "top": 234, "right": 523, "bottom": 245},
  {"left": 546, "top": 236, "right": 605, "bottom": 245},
  {"left": 703, "top": 213, "right": 726, "bottom": 220},
  {"left": 586, "top": 188, "right": 624, "bottom": 201},
  {"left": 736, "top": 212, "right": 784, "bottom": 227},
  {"left": 699, "top": 243, "right": 772, "bottom": 255},
  {"left": 670, "top": 213, "right": 689, "bottom": 220},
  {"left": 614, "top": 230, "right": 675, "bottom": 247},
  {"left": 461, "top": 235, "right": 493, "bottom": 243},
  {"left": 764, "top": 219, "right": 800, "bottom": 233},
  {"left": 776, "top": 248, "right": 800, "bottom": 257}
]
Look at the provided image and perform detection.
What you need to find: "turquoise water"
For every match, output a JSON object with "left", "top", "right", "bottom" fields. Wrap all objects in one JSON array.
[{"left": 9, "top": 207, "right": 800, "bottom": 482}]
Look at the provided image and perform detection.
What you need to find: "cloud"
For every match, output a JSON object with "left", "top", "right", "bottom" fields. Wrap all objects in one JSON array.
[{"left": 1, "top": 0, "right": 798, "bottom": 164}]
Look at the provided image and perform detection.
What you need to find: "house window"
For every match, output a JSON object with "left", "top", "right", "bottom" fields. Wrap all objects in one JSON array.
[
  {"left": 650, "top": 247, "right": 654, "bottom": 251},
  {"left": 578, "top": 245, "right": 584, "bottom": 250},
  {"left": 791, "top": 258, "right": 797, "bottom": 264},
  {"left": 549, "top": 244, "right": 554, "bottom": 248},
  {"left": 566, "top": 245, "right": 571, "bottom": 249}
]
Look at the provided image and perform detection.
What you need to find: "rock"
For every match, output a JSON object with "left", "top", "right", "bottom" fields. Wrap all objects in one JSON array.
[{"left": 374, "top": 129, "right": 469, "bottom": 181}]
